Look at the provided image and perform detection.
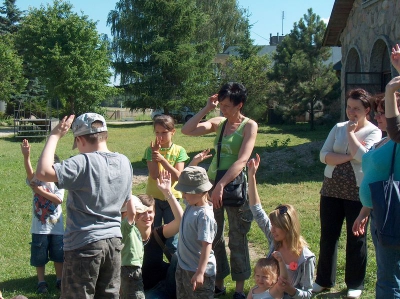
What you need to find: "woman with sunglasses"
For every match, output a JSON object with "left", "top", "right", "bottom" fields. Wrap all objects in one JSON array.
[
  {"left": 247, "top": 154, "right": 315, "bottom": 299},
  {"left": 314, "top": 88, "right": 381, "bottom": 298}
]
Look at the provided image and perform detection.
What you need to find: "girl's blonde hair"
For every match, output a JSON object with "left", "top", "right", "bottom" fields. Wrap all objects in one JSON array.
[
  {"left": 254, "top": 257, "right": 279, "bottom": 283},
  {"left": 153, "top": 115, "right": 175, "bottom": 131},
  {"left": 269, "top": 204, "right": 309, "bottom": 256}
]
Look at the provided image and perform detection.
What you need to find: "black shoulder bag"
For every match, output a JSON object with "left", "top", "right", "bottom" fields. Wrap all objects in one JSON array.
[{"left": 214, "top": 120, "right": 247, "bottom": 207}]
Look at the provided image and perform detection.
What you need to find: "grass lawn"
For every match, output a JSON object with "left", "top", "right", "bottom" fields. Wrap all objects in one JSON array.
[{"left": 0, "top": 122, "right": 376, "bottom": 298}]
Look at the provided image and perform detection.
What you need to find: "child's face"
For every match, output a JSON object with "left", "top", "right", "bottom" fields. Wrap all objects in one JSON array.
[
  {"left": 255, "top": 267, "right": 277, "bottom": 289},
  {"left": 154, "top": 124, "right": 175, "bottom": 146},
  {"left": 182, "top": 193, "right": 207, "bottom": 207}
]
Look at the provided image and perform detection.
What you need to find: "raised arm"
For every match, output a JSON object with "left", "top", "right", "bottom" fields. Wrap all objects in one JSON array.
[
  {"left": 37, "top": 115, "right": 75, "bottom": 182},
  {"left": 156, "top": 170, "right": 183, "bottom": 238},
  {"left": 20, "top": 139, "right": 34, "bottom": 181},
  {"left": 247, "top": 153, "right": 261, "bottom": 206},
  {"left": 212, "top": 120, "right": 258, "bottom": 209},
  {"left": 181, "top": 94, "right": 222, "bottom": 136}
]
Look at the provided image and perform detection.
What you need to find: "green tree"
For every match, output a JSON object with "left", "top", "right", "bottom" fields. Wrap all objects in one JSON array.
[
  {"left": 194, "top": 0, "right": 248, "bottom": 53},
  {"left": 222, "top": 40, "right": 271, "bottom": 121},
  {"left": 0, "top": 0, "right": 23, "bottom": 34},
  {"left": 269, "top": 8, "right": 338, "bottom": 130},
  {"left": 0, "top": 33, "right": 26, "bottom": 103},
  {"left": 108, "top": 0, "right": 216, "bottom": 113},
  {"left": 15, "top": 0, "right": 114, "bottom": 116}
]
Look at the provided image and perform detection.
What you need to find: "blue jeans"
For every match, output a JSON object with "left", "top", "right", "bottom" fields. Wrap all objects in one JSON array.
[
  {"left": 30, "top": 233, "right": 64, "bottom": 266},
  {"left": 371, "top": 212, "right": 400, "bottom": 298},
  {"left": 154, "top": 198, "right": 178, "bottom": 255},
  {"left": 144, "top": 253, "right": 177, "bottom": 299}
]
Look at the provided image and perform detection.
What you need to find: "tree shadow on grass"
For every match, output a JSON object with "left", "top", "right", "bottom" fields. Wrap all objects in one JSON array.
[
  {"left": 107, "top": 121, "right": 152, "bottom": 129},
  {"left": 312, "top": 290, "right": 348, "bottom": 298},
  {"left": 1, "top": 275, "right": 60, "bottom": 299}
]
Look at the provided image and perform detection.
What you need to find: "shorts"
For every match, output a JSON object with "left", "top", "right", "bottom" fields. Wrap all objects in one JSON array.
[{"left": 30, "top": 233, "right": 64, "bottom": 267}]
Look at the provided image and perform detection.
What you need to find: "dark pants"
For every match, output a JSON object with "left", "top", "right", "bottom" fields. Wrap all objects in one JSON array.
[
  {"left": 61, "top": 237, "right": 123, "bottom": 299},
  {"left": 120, "top": 266, "right": 145, "bottom": 299},
  {"left": 315, "top": 196, "right": 367, "bottom": 290}
]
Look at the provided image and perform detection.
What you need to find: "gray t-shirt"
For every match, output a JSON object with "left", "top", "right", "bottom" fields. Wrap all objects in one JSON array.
[
  {"left": 177, "top": 203, "right": 217, "bottom": 276},
  {"left": 54, "top": 151, "right": 133, "bottom": 251}
]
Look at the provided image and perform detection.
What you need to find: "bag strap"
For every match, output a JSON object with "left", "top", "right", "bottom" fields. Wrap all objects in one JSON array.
[
  {"left": 153, "top": 228, "right": 172, "bottom": 262},
  {"left": 389, "top": 143, "right": 397, "bottom": 177},
  {"left": 216, "top": 120, "right": 228, "bottom": 170}
]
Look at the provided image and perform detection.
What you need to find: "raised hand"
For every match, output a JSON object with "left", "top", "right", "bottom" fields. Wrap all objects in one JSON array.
[
  {"left": 391, "top": 44, "right": 400, "bottom": 73},
  {"left": 51, "top": 115, "right": 75, "bottom": 138},
  {"left": 190, "top": 149, "right": 212, "bottom": 166},
  {"left": 206, "top": 94, "right": 219, "bottom": 111},
  {"left": 156, "top": 170, "right": 172, "bottom": 193},
  {"left": 247, "top": 153, "right": 260, "bottom": 177},
  {"left": 20, "top": 139, "right": 31, "bottom": 157}
]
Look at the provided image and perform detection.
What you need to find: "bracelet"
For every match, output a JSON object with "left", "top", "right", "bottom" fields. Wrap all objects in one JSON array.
[{"left": 165, "top": 192, "right": 174, "bottom": 200}]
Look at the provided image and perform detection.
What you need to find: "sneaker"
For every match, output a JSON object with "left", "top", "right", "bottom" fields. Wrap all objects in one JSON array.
[
  {"left": 232, "top": 292, "right": 246, "bottom": 299},
  {"left": 214, "top": 285, "right": 226, "bottom": 297},
  {"left": 56, "top": 279, "right": 61, "bottom": 290},
  {"left": 347, "top": 289, "right": 362, "bottom": 298},
  {"left": 37, "top": 281, "right": 48, "bottom": 294},
  {"left": 312, "top": 282, "right": 328, "bottom": 293}
]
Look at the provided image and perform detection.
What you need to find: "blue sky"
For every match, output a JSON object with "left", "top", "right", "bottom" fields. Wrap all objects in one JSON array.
[{"left": 17, "top": 0, "right": 335, "bottom": 46}]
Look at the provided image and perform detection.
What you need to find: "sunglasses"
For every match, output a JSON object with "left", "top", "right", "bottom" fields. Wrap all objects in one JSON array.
[
  {"left": 375, "top": 111, "right": 385, "bottom": 116},
  {"left": 275, "top": 205, "right": 292, "bottom": 224}
]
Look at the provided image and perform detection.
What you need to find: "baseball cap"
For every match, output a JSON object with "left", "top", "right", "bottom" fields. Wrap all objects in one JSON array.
[
  {"left": 121, "top": 195, "right": 151, "bottom": 213},
  {"left": 175, "top": 166, "right": 213, "bottom": 194},
  {"left": 71, "top": 113, "right": 107, "bottom": 149}
]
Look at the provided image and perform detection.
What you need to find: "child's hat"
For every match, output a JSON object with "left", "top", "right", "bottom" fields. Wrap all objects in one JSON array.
[
  {"left": 175, "top": 166, "right": 213, "bottom": 194},
  {"left": 72, "top": 113, "right": 107, "bottom": 149},
  {"left": 121, "top": 195, "right": 151, "bottom": 213}
]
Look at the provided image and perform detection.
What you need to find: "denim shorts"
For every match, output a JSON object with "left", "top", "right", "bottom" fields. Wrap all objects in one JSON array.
[{"left": 30, "top": 233, "right": 64, "bottom": 267}]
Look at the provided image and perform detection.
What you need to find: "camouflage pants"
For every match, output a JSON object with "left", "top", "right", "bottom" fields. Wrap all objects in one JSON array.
[
  {"left": 61, "top": 238, "right": 123, "bottom": 299},
  {"left": 175, "top": 264, "right": 215, "bottom": 299},
  {"left": 120, "top": 266, "right": 145, "bottom": 299}
]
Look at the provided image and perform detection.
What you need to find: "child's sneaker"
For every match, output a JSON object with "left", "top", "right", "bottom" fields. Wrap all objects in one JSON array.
[
  {"left": 56, "top": 279, "right": 61, "bottom": 290},
  {"left": 37, "top": 281, "right": 48, "bottom": 294}
]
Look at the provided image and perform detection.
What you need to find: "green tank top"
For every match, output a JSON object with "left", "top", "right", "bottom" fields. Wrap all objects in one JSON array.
[{"left": 207, "top": 117, "right": 249, "bottom": 181}]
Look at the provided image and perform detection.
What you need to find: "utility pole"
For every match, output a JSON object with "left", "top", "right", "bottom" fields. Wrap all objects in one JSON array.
[{"left": 282, "top": 11, "right": 285, "bottom": 36}]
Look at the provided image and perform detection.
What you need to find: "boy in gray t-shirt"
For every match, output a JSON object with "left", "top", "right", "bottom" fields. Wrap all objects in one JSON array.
[{"left": 36, "top": 113, "right": 133, "bottom": 299}]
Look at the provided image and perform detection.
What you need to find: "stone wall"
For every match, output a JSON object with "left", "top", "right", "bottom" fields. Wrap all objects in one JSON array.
[{"left": 339, "top": 0, "right": 400, "bottom": 120}]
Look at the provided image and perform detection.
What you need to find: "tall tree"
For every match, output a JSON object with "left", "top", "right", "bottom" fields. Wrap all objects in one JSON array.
[
  {"left": 108, "top": 0, "right": 216, "bottom": 113},
  {"left": 0, "top": 0, "right": 23, "bottom": 34},
  {"left": 194, "top": 0, "right": 248, "bottom": 53},
  {"left": 15, "top": 0, "right": 114, "bottom": 116},
  {"left": 0, "top": 33, "right": 26, "bottom": 102},
  {"left": 269, "top": 8, "right": 338, "bottom": 130}
]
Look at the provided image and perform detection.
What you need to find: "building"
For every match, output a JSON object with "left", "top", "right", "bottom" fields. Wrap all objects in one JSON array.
[{"left": 323, "top": 0, "right": 400, "bottom": 120}]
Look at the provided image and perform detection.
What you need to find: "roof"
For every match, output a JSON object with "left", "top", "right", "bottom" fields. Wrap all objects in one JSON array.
[{"left": 323, "top": 0, "right": 355, "bottom": 46}]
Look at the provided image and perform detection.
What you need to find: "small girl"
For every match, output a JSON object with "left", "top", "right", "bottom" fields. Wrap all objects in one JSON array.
[
  {"left": 143, "top": 115, "right": 189, "bottom": 255},
  {"left": 174, "top": 166, "right": 217, "bottom": 299},
  {"left": 247, "top": 252, "right": 288, "bottom": 299}
]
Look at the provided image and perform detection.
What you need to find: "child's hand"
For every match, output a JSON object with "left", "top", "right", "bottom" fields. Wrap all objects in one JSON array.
[
  {"left": 51, "top": 115, "right": 75, "bottom": 138},
  {"left": 20, "top": 139, "right": 31, "bottom": 157},
  {"left": 391, "top": 44, "right": 400, "bottom": 73},
  {"left": 156, "top": 170, "right": 172, "bottom": 193},
  {"left": 152, "top": 151, "right": 164, "bottom": 162},
  {"left": 272, "top": 251, "right": 284, "bottom": 263},
  {"left": 191, "top": 270, "right": 204, "bottom": 291},
  {"left": 151, "top": 138, "right": 161, "bottom": 153},
  {"left": 247, "top": 153, "right": 260, "bottom": 176},
  {"left": 190, "top": 149, "right": 212, "bottom": 166}
]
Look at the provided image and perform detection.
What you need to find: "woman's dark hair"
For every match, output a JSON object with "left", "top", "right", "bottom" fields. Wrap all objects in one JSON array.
[
  {"left": 373, "top": 92, "right": 400, "bottom": 112},
  {"left": 346, "top": 88, "right": 372, "bottom": 109},
  {"left": 218, "top": 82, "right": 247, "bottom": 108}
]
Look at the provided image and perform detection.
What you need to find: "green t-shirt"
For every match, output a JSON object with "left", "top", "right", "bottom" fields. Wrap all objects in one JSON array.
[
  {"left": 143, "top": 143, "right": 189, "bottom": 200},
  {"left": 121, "top": 218, "right": 143, "bottom": 267},
  {"left": 208, "top": 117, "right": 249, "bottom": 181}
]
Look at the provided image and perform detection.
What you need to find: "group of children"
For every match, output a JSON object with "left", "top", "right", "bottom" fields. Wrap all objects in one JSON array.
[{"left": 21, "top": 112, "right": 290, "bottom": 299}]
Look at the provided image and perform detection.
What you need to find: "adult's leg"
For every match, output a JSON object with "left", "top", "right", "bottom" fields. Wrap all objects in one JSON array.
[
  {"left": 344, "top": 200, "right": 366, "bottom": 290},
  {"left": 315, "top": 196, "right": 345, "bottom": 288},
  {"left": 225, "top": 201, "right": 252, "bottom": 293},
  {"left": 212, "top": 206, "right": 229, "bottom": 288},
  {"left": 371, "top": 213, "right": 400, "bottom": 298}
]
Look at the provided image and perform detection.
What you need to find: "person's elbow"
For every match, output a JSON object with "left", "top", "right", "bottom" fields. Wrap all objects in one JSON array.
[{"left": 36, "top": 164, "right": 56, "bottom": 182}]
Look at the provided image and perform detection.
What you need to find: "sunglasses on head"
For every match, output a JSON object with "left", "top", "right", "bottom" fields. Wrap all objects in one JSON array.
[{"left": 275, "top": 205, "right": 288, "bottom": 214}]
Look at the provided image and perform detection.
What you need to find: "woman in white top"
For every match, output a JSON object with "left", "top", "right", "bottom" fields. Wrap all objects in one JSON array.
[{"left": 313, "top": 88, "right": 381, "bottom": 299}]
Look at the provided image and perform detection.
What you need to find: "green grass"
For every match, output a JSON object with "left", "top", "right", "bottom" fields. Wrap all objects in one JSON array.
[{"left": 0, "top": 122, "right": 376, "bottom": 299}]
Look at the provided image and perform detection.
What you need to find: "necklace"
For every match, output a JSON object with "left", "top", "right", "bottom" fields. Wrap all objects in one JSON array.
[{"left": 143, "top": 236, "right": 150, "bottom": 246}]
